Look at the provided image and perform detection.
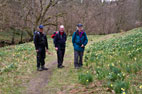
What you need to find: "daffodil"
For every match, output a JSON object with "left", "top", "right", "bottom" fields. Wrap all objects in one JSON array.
[
  {"left": 122, "top": 92, "right": 126, "bottom": 94},
  {"left": 139, "top": 85, "right": 142, "bottom": 89},
  {"left": 112, "top": 63, "right": 114, "bottom": 66},
  {"left": 121, "top": 88, "right": 125, "bottom": 91},
  {"left": 123, "top": 73, "right": 125, "bottom": 76},
  {"left": 108, "top": 64, "right": 110, "bottom": 67},
  {"left": 134, "top": 57, "right": 137, "bottom": 61}
]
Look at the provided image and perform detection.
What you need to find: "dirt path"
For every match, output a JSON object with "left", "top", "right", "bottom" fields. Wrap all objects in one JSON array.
[
  {"left": 26, "top": 61, "right": 57, "bottom": 94},
  {"left": 25, "top": 39, "right": 73, "bottom": 94},
  {"left": 24, "top": 35, "right": 112, "bottom": 94}
]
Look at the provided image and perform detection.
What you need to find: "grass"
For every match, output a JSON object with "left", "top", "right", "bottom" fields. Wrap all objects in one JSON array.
[
  {"left": 0, "top": 43, "right": 35, "bottom": 94},
  {"left": 0, "top": 37, "right": 55, "bottom": 94},
  {"left": 84, "top": 28, "right": 142, "bottom": 94},
  {"left": 44, "top": 35, "right": 117, "bottom": 94},
  {"left": 44, "top": 28, "right": 142, "bottom": 94},
  {"left": 0, "top": 28, "right": 142, "bottom": 94}
]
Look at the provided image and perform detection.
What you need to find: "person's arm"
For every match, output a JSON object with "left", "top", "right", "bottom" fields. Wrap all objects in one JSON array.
[
  {"left": 54, "top": 33, "right": 59, "bottom": 51},
  {"left": 72, "top": 32, "right": 76, "bottom": 46},
  {"left": 34, "top": 34, "right": 39, "bottom": 51},
  {"left": 45, "top": 35, "right": 48, "bottom": 50},
  {"left": 83, "top": 32, "right": 88, "bottom": 46},
  {"left": 65, "top": 32, "right": 67, "bottom": 42}
]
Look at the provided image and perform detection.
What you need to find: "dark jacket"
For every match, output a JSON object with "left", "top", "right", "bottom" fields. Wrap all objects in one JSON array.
[
  {"left": 72, "top": 30, "right": 88, "bottom": 52},
  {"left": 54, "top": 31, "right": 67, "bottom": 49},
  {"left": 34, "top": 32, "right": 48, "bottom": 50}
]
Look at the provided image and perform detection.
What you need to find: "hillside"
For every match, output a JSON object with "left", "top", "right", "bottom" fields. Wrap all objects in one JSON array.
[
  {"left": 0, "top": 28, "right": 142, "bottom": 94},
  {"left": 83, "top": 28, "right": 142, "bottom": 94}
]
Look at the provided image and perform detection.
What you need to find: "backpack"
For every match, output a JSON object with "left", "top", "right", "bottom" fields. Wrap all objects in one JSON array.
[
  {"left": 33, "top": 31, "right": 39, "bottom": 43},
  {"left": 51, "top": 31, "right": 59, "bottom": 39}
]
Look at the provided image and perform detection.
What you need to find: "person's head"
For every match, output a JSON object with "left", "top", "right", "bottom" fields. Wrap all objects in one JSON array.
[
  {"left": 39, "top": 25, "right": 44, "bottom": 32},
  {"left": 59, "top": 25, "right": 64, "bottom": 32},
  {"left": 77, "top": 24, "right": 83, "bottom": 31}
]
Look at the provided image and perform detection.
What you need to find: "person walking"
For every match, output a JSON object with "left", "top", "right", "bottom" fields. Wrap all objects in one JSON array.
[
  {"left": 34, "top": 25, "right": 49, "bottom": 71},
  {"left": 54, "top": 25, "right": 67, "bottom": 68},
  {"left": 72, "top": 24, "right": 88, "bottom": 69}
]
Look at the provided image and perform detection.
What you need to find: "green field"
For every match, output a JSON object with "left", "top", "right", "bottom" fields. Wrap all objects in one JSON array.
[{"left": 0, "top": 28, "right": 142, "bottom": 94}]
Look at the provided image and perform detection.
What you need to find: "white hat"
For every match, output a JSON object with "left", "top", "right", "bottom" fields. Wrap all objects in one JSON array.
[{"left": 60, "top": 25, "right": 64, "bottom": 29}]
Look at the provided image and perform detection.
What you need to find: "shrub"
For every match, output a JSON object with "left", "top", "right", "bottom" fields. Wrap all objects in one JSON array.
[
  {"left": 113, "top": 80, "right": 130, "bottom": 93},
  {"left": 78, "top": 72, "right": 93, "bottom": 85},
  {"left": 95, "top": 67, "right": 109, "bottom": 80}
]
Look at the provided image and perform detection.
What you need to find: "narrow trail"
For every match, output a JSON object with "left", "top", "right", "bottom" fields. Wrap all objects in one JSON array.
[
  {"left": 24, "top": 36, "right": 105, "bottom": 94},
  {"left": 25, "top": 51, "right": 73, "bottom": 94},
  {"left": 24, "top": 39, "right": 74, "bottom": 94},
  {"left": 26, "top": 61, "right": 57, "bottom": 94},
  {"left": 24, "top": 35, "right": 112, "bottom": 94}
]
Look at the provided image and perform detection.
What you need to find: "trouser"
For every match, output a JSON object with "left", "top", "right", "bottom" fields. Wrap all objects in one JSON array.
[
  {"left": 74, "top": 50, "right": 84, "bottom": 67},
  {"left": 37, "top": 48, "right": 46, "bottom": 68},
  {"left": 57, "top": 49, "right": 65, "bottom": 67}
]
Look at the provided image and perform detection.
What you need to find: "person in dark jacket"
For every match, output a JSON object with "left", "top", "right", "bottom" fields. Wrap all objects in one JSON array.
[
  {"left": 72, "top": 24, "right": 88, "bottom": 69},
  {"left": 34, "top": 25, "right": 49, "bottom": 71},
  {"left": 54, "top": 25, "right": 67, "bottom": 68}
]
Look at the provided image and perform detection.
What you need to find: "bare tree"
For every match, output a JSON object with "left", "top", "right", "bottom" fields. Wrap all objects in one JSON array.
[{"left": 1, "top": 0, "right": 142, "bottom": 38}]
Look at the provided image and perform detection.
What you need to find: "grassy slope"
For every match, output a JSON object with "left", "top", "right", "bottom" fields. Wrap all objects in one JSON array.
[
  {"left": 44, "top": 34, "right": 123, "bottom": 94},
  {"left": 0, "top": 35, "right": 106, "bottom": 94},
  {"left": 45, "top": 28, "right": 142, "bottom": 94},
  {"left": 0, "top": 28, "right": 142, "bottom": 94},
  {"left": 84, "top": 28, "right": 142, "bottom": 94},
  {"left": 0, "top": 38, "right": 55, "bottom": 94}
]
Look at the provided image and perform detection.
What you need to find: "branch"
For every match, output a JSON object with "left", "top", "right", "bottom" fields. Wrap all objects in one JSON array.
[
  {"left": 39, "top": 0, "right": 43, "bottom": 24},
  {"left": 43, "top": 16, "right": 52, "bottom": 23},
  {"left": 55, "top": 13, "right": 66, "bottom": 17},
  {"left": 0, "top": 0, "right": 8, "bottom": 7},
  {"left": 35, "top": 0, "right": 63, "bottom": 28},
  {"left": 43, "top": 13, "right": 65, "bottom": 24},
  {"left": 43, "top": 23, "right": 57, "bottom": 26},
  {"left": 52, "top": 0, "right": 64, "bottom": 6},
  {"left": 52, "top": 0, "right": 59, "bottom": 7},
  {"left": 41, "top": 0, "right": 53, "bottom": 21},
  {"left": 26, "top": 19, "right": 34, "bottom": 25},
  {"left": 40, "top": 0, "right": 43, "bottom": 12}
]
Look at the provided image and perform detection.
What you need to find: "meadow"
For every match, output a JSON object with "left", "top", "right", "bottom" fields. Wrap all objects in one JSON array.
[{"left": 0, "top": 28, "right": 142, "bottom": 94}]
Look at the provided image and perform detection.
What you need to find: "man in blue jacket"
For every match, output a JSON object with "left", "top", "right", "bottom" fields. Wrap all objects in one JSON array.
[{"left": 72, "top": 24, "right": 88, "bottom": 69}]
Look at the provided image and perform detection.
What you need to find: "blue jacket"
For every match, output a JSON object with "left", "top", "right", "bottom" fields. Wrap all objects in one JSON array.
[{"left": 72, "top": 30, "right": 88, "bottom": 52}]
